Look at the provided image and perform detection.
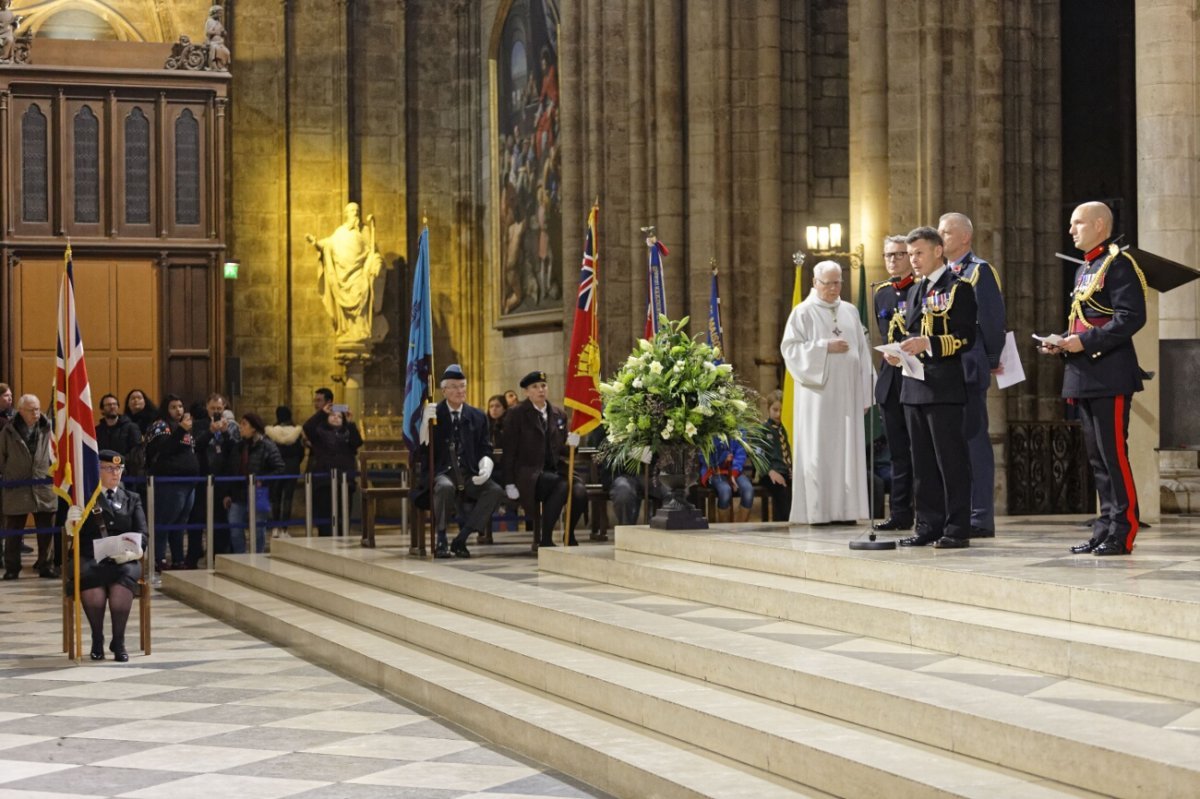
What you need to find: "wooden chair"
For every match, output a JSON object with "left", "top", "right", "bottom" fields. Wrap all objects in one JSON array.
[
  {"left": 577, "top": 447, "right": 611, "bottom": 540},
  {"left": 357, "top": 448, "right": 412, "bottom": 550},
  {"left": 62, "top": 525, "right": 151, "bottom": 659}
]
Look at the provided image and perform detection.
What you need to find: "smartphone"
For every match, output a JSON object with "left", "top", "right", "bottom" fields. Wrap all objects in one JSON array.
[{"left": 332, "top": 403, "right": 349, "bottom": 414}]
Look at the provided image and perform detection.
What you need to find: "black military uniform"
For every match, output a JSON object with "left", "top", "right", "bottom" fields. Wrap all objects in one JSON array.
[
  {"left": 872, "top": 274, "right": 916, "bottom": 529},
  {"left": 898, "top": 266, "right": 977, "bottom": 547},
  {"left": 949, "top": 252, "right": 1006, "bottom": 537},
  {"left": 1062, "top": 241, "right": 1147, "bottom": 556}
]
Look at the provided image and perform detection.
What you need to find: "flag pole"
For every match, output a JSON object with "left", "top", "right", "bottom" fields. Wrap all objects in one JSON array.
[{"left": 422, "top": 216, "right": 437, "bottom": 556}]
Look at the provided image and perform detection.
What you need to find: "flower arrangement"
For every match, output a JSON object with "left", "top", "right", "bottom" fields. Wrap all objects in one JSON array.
[{"left": 598, "top": 316, "right": 764, "bottom": 473}]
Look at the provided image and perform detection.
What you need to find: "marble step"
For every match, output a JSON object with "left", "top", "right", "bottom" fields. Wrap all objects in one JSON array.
[
  {"left": 208, "top": 552, "right": 1101, "bottom": 799},
  {"left": 537, "top": 545, "right": 1200, "bottom": 703},
  {"left": 163, "top": 568, "right": 823, "bottom": 799},
  {"left": 264, "top": 538, "right": 1200, "bottom": 799},
  {"left": 615, "top": 526, "right": 1200, "bottom": 642}
]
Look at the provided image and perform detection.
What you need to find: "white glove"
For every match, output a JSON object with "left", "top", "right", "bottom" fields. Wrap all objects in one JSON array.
[
  {"left": 418, "top": 403, "right": 437, "bottom": 445},
  {"left": 505, "top": 484, "right": 519, "bottom": 501},
  {"left": 566, "top": 432, "right": 581, "bottom": 448},
  {"left": 472, "top": 456, "right": 494, "bottom": 485},
  {"left": 66, "top": 505, "right": 83, "bottom": 525}
]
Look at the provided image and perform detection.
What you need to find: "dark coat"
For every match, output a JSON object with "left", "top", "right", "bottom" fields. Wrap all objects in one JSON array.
[
  {"left": 422, "top": 401, "right": 493, "bottom": 481},
  {"left": 96, "top": 416, "right": 142, "bottom": 458},
  {"left": 872, "top": 276, "right": 915, "bottom": 406},
  {"left": 899, "top": 268, "right": 978, "bottom": 406},
  {"left": 226, "top": 434, "right": 285, "bottom": 503},
  {"left": 950, "top": 251, "right": 1007, "bottom": 391},
  {"left": 1061, "top": 244, "right": 1147, "bottom": 399},
  {"left": 303, "top": 411, "right": 363, "bottom": 474},
  {"left": 500, "top": 399, "right": 568, "bottom": 518},
  {"left": 78, "top": 485, "right": 148, "bottom": 561},
  {"left": 144, "top": 418, "right": 199, "bottom": 477}
]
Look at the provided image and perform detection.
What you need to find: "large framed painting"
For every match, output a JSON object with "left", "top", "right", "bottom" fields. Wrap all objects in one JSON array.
[{"left": 491, "top": 0, "right": 562, "bottom": 328}]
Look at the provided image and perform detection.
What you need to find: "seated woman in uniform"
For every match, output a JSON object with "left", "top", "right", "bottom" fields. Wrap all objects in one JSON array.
[{"left": 66, "top": 450, "right": 147, "bottom": 662}]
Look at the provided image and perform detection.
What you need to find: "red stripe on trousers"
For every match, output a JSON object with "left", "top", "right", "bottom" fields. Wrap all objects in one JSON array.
[{"left": 1113, "top": 395, "right": 1139, "bottom": 550}]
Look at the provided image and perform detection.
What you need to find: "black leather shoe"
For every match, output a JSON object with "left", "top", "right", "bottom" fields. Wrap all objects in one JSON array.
[
  {"left": 20, "top": 543, "right": 32, "bottom": 554},
  {"left": 968, "top": 526, "right": 995, "bottom": 539},
  {"left": 933, "top": 536, "right": 970, "bottom": 549},
  {"left": 110, "top": 642, "right": 129, "bottom": 663},
  {"left": 872, "top": 517, "right": 913, "bottom": 531},
  {"left": 38, "top": 565, "right": 60, "bottom": 579},
  {"left": 898, "top": 533, "right": 939, "bottom": 547},
  {"left": 90, "top": 640, "right": 105, "bottom": 661},
  {"left": 1093, "top": 540, "right": 1129, "bottom": 556},
  {"left": 450, "top": 540, "right": 471, "bottom": 559},
  {"left": 538, "top": 539, "right": 557, "bottom": 548},
  {"left": 1, "top": 571, "right": 17, "bottom": 581},
  {"left": 433, "top": 541, "right": 451, "bottom": 559},
  {"left": 1069, "top": 540, "right": 1098, "bottom": 554}
]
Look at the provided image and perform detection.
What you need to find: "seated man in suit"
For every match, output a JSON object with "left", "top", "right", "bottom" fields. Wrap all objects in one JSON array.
[
  {"left": 420, "top": 364, "right": 504, "bottom": 559},
  {"left": 501, "top": 371, "right": 585, "bottom": 549}
]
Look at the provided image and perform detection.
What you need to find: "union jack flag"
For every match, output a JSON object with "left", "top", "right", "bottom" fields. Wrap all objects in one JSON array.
[
  {"left": 564, "top": 204, "right": 602, "bottom": 436},
  {"left": 52, "top": 248, "right": 100, "bottom": 510}
]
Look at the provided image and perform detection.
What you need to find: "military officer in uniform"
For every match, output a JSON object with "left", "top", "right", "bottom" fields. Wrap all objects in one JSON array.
[
  {"left": 66, "top": 450, "right": 148, "bottom": 662},
  {"left": 501, "top": 371, "right": 585, "bottom": 549},
  {"left": 884, "top": 226, "right": 977, "bottom": 548},
  {"left": 871, "top": 235, "right": 917, "bottom": 532},
  {"left": 938, "top": 213, "right": 1006, "bottom": 538},
  {"left": 1040, "top": 201, "right": 1146, "bottom": 556},
  {"left": 419, "top": 364, "right": 504, "bottom": 559}
]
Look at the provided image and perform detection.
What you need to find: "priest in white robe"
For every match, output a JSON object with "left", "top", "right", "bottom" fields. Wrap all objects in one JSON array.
[{"left": 780, "top": 260, "right": 875, "bottom": 524}]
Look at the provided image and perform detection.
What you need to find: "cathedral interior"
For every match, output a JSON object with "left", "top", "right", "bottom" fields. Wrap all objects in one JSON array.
[{"left": 1, "top": 0, "right": 1198, "bottom": 517}]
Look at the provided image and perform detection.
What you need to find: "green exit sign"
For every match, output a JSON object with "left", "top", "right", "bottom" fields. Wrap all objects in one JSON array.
[{"left": 223, "top": 260, "right": 240, "bottom": 279}]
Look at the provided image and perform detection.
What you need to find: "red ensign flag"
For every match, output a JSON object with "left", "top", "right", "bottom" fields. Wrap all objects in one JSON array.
[{"left": 564, "top": 205, "right": 602, "bottom": 436}]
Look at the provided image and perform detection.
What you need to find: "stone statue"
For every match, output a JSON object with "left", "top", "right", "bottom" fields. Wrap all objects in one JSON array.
[
  {"left": 205, "top": 5, "right": 230, "bottom": 71},
  {"left": 306, "top": 203, "right": 388, "bottom": 349},
  {"left": 0, "top": 0, "right": 24, "bottom": 64}
]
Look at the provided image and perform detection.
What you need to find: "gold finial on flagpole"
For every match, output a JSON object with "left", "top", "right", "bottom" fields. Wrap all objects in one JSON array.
[{"left": 710, "top": 257, "right": 718, "bottom": 275}]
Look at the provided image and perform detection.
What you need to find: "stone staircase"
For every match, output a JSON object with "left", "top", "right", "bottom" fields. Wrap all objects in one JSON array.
[{"left": 162, "top": 527, "right": 1200, "bottom": 799}]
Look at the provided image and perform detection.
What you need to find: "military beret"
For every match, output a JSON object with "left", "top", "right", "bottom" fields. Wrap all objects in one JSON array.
[
  {"left": 98, "top": 450, "right": 124, "bottom": 466},
  {"left": 520, "top": 370, "right": 547, "bottom": 388},
  {"left": 441, "top": 364, "right": 466, "bottom": 381}
]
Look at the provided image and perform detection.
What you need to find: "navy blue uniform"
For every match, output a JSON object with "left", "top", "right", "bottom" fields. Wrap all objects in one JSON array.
[
  {"left": 873, "top": 276, "right": 915, "bottom": 525},
  {"left": 949, "top": 253, "right": 1006, "bottom": 534},
  {"left": 899, "top": 268, "right": 977, "bottom": 543},
  {"left": 1062, "top": 241, "right": 1147, "bottom": 552}
]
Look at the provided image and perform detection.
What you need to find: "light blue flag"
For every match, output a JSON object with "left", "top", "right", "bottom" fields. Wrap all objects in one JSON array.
[{"left": 403, "top": 227, "right": 433, "bottom": 454}]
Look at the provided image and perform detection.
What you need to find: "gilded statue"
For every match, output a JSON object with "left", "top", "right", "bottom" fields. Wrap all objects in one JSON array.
[{"left": 306, "top": 203, "right": 387, "bottom": 348}]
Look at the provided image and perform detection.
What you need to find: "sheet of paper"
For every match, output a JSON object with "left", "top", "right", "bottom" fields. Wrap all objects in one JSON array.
[
  {"left": 874, "top": 343, "right": 924, "bottom": 381},
  {"left": 1032, "top": 332, "right": 1065, "bottom": 347},
  {"left": 91, "top": 532, "right": 143, "bottom": 563},
  {"left": 995, "top": 331, "right": 1025, "bottom": 390}
]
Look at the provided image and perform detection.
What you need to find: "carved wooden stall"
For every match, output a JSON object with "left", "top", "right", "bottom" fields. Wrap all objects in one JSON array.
[{"left": 0, "top": 38, "right": 229, "bottom": 404}]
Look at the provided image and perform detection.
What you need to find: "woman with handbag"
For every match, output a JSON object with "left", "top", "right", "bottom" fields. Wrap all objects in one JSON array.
[
  {"left": 66, "top": 450, "right": 147, "bottom": 662},
  {"left": 225, "top": 412, "right": 284, "bottom": 554}
]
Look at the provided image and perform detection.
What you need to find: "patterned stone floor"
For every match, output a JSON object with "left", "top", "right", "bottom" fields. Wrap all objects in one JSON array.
[{"left": 0, "top": 575, "right": 610, "bottom": 799}]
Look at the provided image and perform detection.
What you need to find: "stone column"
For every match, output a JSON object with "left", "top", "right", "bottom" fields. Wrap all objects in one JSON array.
[
  {"left": 1136, "top": 0, "right": 1200, "bottom": 519},
  {"left": 848, "top": 0, "right": 889, "bottom": 289}
]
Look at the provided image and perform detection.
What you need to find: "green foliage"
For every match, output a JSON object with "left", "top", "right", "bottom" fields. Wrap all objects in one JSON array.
[{"left": 598, "top": 316, "right": 765, "bottom": 473}]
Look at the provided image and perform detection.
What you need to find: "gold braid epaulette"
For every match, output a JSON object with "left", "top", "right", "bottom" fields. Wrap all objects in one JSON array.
[
  {"left": 1068, "top": 244, "right": 1148, "bottom": 331},
  {"left": 919, "top": 282, "right": 969, "bottom": 355}
]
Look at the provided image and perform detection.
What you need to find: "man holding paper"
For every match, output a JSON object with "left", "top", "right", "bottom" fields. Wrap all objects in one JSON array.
[
  {"left": 66, "top": 450, "right": 147, "bottom": 662},
  {"left": 1039, "top": 201, "right": 1146, "bottom": 556},
  {"left": 885, "top": 227, "right": 977, "bottom": 548},
  {"left": 780, "top": 260, "right": 874, "bottom": 525},
  {"left": 938, "top": 213, "right": 1007, "bottom": 538}
]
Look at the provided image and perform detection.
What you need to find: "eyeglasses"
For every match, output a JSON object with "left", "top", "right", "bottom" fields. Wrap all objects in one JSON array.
[
  {"left": 883, "top": 252, "right": 908, "bottom": 260},
  {"left": 815, "top": 278, "right": 843, "bottom": 286}
]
